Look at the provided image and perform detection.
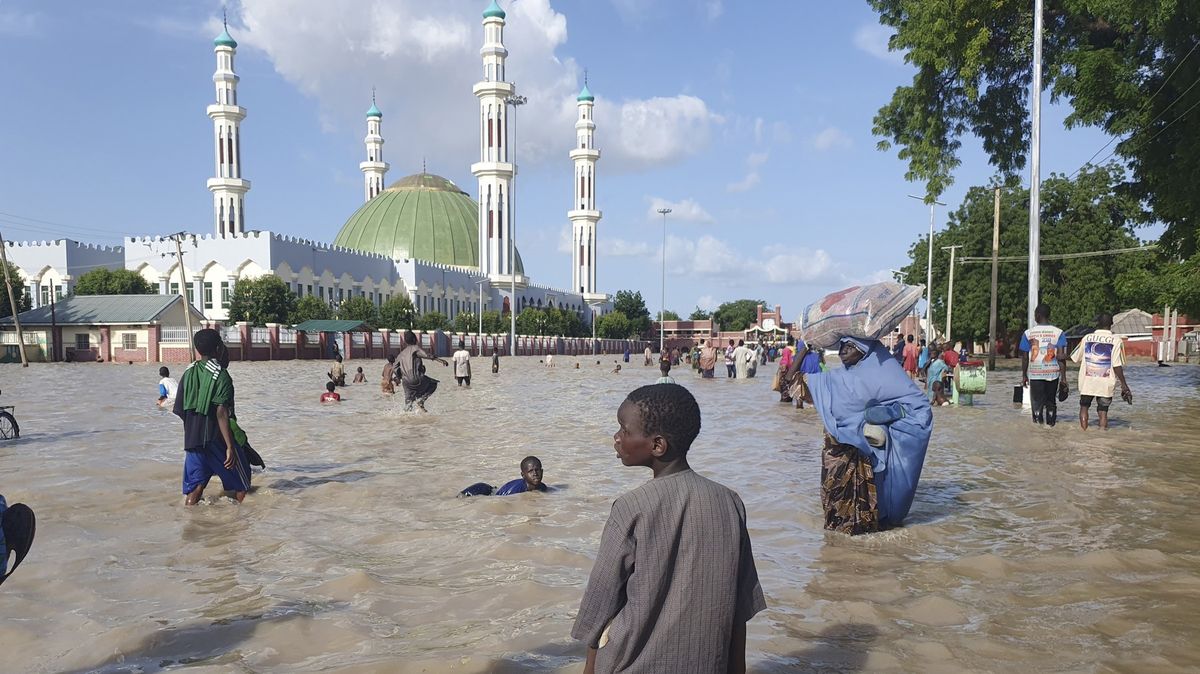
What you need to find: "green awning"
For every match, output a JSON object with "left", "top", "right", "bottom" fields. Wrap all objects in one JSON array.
[{"left": 292, "top": 319, "right": 371, "bottom": 332}]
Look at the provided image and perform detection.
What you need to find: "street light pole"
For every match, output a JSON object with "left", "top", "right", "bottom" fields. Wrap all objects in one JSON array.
[
  {"left": 908, "top": 194, "right": 945, "bottom": 343},
  {"left": 657, "top": 207, "right": 671, "bottom": 354},
  {"left": 1028, "top": 0, "right": 1044, "bottom": 329},
  {"left": 475, "top": 279, "right": 486, "bottom": 355},
  {"left": 505, "top": 93, "right": 527, "bottom": 358},
  {"left": 941, "top": 245, "right": 963, "bottom": 342}
]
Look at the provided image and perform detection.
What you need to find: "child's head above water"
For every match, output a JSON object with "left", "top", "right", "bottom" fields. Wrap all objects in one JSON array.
[
  {"left": 616, "top": 383, "right": 701, "bottom": 467},
  {"left": 520, "top": 456, "right": 543, "bottom": 489},
  {"left": 356, "top": 366, "right": 363, "bottom": 373},
  {"left": 159, "top": 366, "right": 170, "bottom": 377},
  {"left": 326, "top": 381, "right": 336, "bottom": 393}
]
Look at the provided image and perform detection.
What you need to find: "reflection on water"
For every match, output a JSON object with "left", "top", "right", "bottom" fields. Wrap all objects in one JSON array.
[{"left": 1, "top": 359, "right": 1198, "bottom": 672}]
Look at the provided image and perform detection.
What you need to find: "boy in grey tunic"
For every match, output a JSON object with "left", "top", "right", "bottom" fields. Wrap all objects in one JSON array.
[{"left": 573, "top": 383, "right": 766, "bottom": 673}]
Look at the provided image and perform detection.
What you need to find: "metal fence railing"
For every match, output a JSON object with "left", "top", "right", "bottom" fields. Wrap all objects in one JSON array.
[
  {"left": 0, "top": 332, "right": 39, "bottom": 345},
  {"left": 251, "top": 327, "right": 270, "bottom": 344},
  {"left": 278, "top": 327, "right": 296, "bottom": 344},
  {"left": 351, "top": 332, "right": 365, "bottom": 346},
  {"left": 160, "top": 327, "right": 193, "bottom": 343},
  {"left": 222, "top": 326, "right": 241, "bottom": 343}
]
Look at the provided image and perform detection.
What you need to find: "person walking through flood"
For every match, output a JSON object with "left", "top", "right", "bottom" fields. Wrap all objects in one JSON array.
[
  {"left": 733, "top": 340, "right": 752, "bottom": 379},
  {"left": 698, "top": 339, "right": 718, "bottom": 378},
  {"left": 394, "top": 330, "right": 449, "bottom": 413},
  {"left": 1020, "top": 303, "right": 1068, "bottom": 426},
  {"left": 1071, "top": 313, "right": 1133, "bottom": 431},
  {"left": 802, "top": 337, "right": 932, "bottom": 534}
]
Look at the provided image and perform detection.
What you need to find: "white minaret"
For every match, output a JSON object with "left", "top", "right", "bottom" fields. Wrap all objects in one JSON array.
[
  {"left": 570, "top": 80, "right": 603, "bottom": 299},
  {"left": 360, "top": 91, "right": 389, "bottom": 201},
  {"left": 470, "top": 0, "right": 521, "bottom": 283},
  {"left": 206, "top": 17, "right": 250, "bottom": 237}
]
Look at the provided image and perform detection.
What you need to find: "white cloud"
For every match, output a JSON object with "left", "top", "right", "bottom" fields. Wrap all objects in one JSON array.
[
  {"left": 753, "top": 117, "right": 764, "bottom": 144},
  {"left": 557, "top": 225, "right": 573, "bottom": 254},
  {"left": 696, "top": 295, "right": 717, "bottom": 311},
  {"left": 762, "top": 247, "right": 837, "bottom": 284},
  {"left": 812, "top": 126, "right": 852, "bottom": 151},
  {"left": 705, "top": 1, "right": 724, "bottom": 21},
  {"left": 230, "top": 0, "right": 714, "bottom": 175},
  {"left": 602, "top": 238, "right": 652, "bottom": 257},
  {"left": 647, "top": 197, "right": 714, "bottom": 224},
  {"left": 853, "top": 23, "right": 904, "bottom": 65},
  {"left": 657, "top": 237, "right": 847, "bottom": 286},
  {"left": 726, "top": 151, "right": 768, "bottom": 193}
]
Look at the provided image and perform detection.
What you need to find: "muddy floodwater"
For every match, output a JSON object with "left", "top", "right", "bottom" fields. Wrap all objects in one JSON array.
[{"left": 0, "top": 357, "right": 1197, "bottom": 673}]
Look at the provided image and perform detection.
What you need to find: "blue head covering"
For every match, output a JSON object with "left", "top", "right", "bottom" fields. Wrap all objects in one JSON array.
[{"left": 808, "top": 338, "right": 933, "bottom": 526}]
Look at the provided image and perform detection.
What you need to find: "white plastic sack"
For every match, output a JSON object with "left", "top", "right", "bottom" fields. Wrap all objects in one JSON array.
[{"left": 799, "top": 283, "right": 924, "bottom": 350}]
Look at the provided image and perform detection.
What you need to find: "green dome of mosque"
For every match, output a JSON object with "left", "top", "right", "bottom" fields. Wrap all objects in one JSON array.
[
  {"left": 333, "top": 172, "right": 523, "bottom": 274},
  {"left": 214, "top": 28, "right": 237, "bottom": 48},
  {"left": 483, "top": 0, "right": 506, "bottom": 19}
]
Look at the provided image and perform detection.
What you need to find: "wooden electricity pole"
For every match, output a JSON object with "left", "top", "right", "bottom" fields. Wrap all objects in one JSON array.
[
  {"left": 169, "top": 233, "right": 197, "bottom": 362},
  {"left": 988, "top": 187, "right": 1001, "bottom": 371},
  {"left": 0, "top": 229, "right": 29, "bottom": 366}
]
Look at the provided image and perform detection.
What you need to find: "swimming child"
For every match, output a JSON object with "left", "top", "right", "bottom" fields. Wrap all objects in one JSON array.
[
  {"left": 352, "top": 367, "right": 366, "bottom": 384},
  {"left": 320, "top": 381, "right": 342, "bottom": 403},
  {"left": 931, "top": 380, "right": 951, "bottom": 406},
  {"left": 156, "top": 366, "right": 178, "bottom": 408},
  {"left": 611, "top": 362, "right": 622, "bottom": 374},
  {"left": 572, "top": 384, "right": 766, "bottom": 672},
  {"left": 655, "top": 359, "right": 675, "bottom": 384},
  {"left": 174, "top": 328, "right": 251, "bottom": 504},
  {"left": 458, "top": 456, "right": 547, "bottom": 496}
]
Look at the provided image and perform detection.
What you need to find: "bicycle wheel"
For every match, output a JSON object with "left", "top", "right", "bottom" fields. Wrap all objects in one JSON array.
[{"left": 0, "top": 411, "right": 18, "bottom": 439}]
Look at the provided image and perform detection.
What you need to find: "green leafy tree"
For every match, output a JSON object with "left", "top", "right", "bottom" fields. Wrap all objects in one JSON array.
[
  {"left": 613, "top": 290, "right": 651, "bottom": 336},
  {"left": 291, "top": 294, "right": 332, "bottom": 324},
  {"left": 73, "top": 268, "right": 154, "bottom": 295},
  {"left": 596, "top": 310, "right": 633, "bottom": 339},
  {"left": 659, "top": 309, "right": 681, "bottom": 321},
  {"left": 556, "top": 307, "right": 584, "bottom": 337},
  {"left": 453, "top": 311, "right": 478, "bottom": 334},
  {"left": 689, "top": 307, "right": 711, "bottom": 320},
  {"left": 416, "top": 311, "right": 449, "bottom": 332},
  {"left": 226, "top": 275, "right": 296, "bottom": 326},
  {"left": 868, "top": 1, "right": 1200, "bottom": 265},
  {"left": 0, "top": 262, "right": 30, "bottom": 318},
  {"left": 337, "top": 296, "right": 379, "bottom": 328},
  {"left": 378, "top": 295, "right": 416, "bottom": 330},
  {"left": 516, "top": 307, "right": 545, "bottom": 335},
  {"left": 899, "top": 165, "right": 1160, "bottom": 343},
  {"left": 480, "top": 309, "right": 506, "bottom": 334},
  {"left": 712, "top": 299, "right": 765, "bottom": 332}
]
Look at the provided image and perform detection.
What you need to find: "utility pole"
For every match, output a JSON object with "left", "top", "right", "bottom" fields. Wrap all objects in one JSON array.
[
  {"left": 0, "top": 230, "right": 29, "bottom": 366},
  {"left": 908, "top": 194, "right": 945, "bottom": 342},
  {"left": 657, "top": 207, "right": 671, "bottom": 354},
  {"left": 506, "top": 93, "right": 527, "bottom": 358},
  {"left": 168, "top": 232, "right": 197, "bottom": 362},
  {"left": 941, "top": 245, "right": 963, "bottom": 343},
  {"left": 1028, "top": 0, "right": 1044, "bottom": 329},
  {"left": 988, "top": 187, "right": 1001, "bottom": 371}
]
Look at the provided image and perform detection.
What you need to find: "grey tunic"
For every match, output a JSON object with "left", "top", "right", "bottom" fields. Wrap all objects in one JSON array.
[{"left": 572, "top": 469, "right": 766, "bottom": 673}]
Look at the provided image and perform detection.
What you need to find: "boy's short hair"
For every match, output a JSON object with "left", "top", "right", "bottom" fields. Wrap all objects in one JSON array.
[
  {"left": 325, "top": 381, "right": 336, "bottom": 392},
  {"left": 159, "top": 366, "right": 169, "bottom": 377},
  {"left": 521, "top": 455, "right": 541, "bottom": 468},
  {"left": 356, "top": 366, "right": 363, "bottom": 372},
  {"left": 659, "top": 359, "right": 671, "bottom": 374},
  {"left": 625, "top": 383, "right": 701, "bottom": 453}
]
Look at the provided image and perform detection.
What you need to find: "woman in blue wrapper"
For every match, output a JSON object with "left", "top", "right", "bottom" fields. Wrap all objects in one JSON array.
[{"left": 803, "top": 337, "right": 932, "bottom": 534}]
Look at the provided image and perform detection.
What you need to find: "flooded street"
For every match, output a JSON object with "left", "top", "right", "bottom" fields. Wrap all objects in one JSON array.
[{"left": 1, "top": 357, "right": 1197, "bottom": 673}]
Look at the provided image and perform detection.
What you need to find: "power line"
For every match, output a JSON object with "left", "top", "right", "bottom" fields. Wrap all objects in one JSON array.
[{"left": 959, "top": 244, "right": 1156, "bottom": 264}]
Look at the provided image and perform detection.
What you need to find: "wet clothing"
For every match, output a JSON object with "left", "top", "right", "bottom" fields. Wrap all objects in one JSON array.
[
  {"left": 1020, "top": 324, "right": 1066, "bottom": 380},
  {"left": 453, "top": 349, "right": 472, "bottom": 386},
  {"left": 1071, "top": 329, "right": 1124, "bottom": 398},
  {"left": 329, "top": 361, "right": 346, "bottom": 387},
  {"left": 1079, "top": 394, "right": 1112, "bottom": 412},
  {"left": 182, "top": 437, "right": 251, "bottom": 495},
  {"left": 1028, "top": 378, "right": 1060, "bottom": 426},
  {"left": 395, "top": 343, "right": 439, "bottom": 409},
  {"left": 492, "top": 353, "right": 500, "bottom": 373},
  {"left": 495, "top": 479, "right": 547, "bottom": 496},
  {"left": 572, "top": 469, "right": 766, "bottom": 673},
  {"left": 320, "top": 391, "right": 341, "bottom": 402},
  {"left": 822, "top": 433, "right": 879, "bottom": 535},
  {"left": 808, "top": 338, "right": 932, "bottom": 529},
  {"left": 655, "top": 375, "right": 676, "bottom": 384},
  {"left": 926, "top": 359, "right": 950, "bottom": 401},
  {"left": 173, "top": 359, "right": 233, "bottom": 452},
  {"left": 699, "top": 346, "right": 718, "bottom": 378},
  {"left": 903, "top": 342, "right": 919, "bottom": 373},
  {"left": 158, "top": 376, "right": 178, "bottom": 402}
]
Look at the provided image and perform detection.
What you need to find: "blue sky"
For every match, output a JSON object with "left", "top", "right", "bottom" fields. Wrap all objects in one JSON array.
[{"left": 0, "top": 0, "right": 1118, "bottom": 319}]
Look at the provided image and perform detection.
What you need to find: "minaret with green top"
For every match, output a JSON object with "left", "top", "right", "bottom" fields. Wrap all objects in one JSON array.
[
  {"left": 360, "top": 89, "right": 389, "bottom": 202},
  {"left": 570, "top": 75, "right": 603, "bottom": 300},
  {"left": 206, "top": 12, "right": 250, "bottom": 236}
]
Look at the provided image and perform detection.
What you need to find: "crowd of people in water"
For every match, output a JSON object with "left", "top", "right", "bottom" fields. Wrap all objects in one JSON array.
[{"left": 0, "top": 300, "right": 1141, "bottom": 673}]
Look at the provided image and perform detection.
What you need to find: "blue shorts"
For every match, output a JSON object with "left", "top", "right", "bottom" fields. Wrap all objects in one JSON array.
[{"left": 183, "top": 439, "right": 252, "bottom": 494}]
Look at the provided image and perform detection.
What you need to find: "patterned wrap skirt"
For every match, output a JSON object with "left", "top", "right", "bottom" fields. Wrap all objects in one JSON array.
[{"left": 821, "top": 432, "right": 879, "bottom": 535}]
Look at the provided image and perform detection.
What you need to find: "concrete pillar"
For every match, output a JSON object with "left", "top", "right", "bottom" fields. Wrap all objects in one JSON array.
[
  {"left": 267, "top": 322, "right": 281, "bottom": 360},
  {"left": 148, "top": 324, "right": 161, "bottom": 363},
  {"left": 99, "top": 326, "right": 111, "bottom": 362},
  {"left": 237, "top": 321, "right": 251, "bottom": 361}
]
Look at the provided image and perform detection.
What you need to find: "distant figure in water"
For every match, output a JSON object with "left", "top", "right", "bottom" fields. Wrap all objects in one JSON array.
[
  {"left": 656, "top": 359, "right": 675, "bottom": 384},
  {"left": 459, "top": 456, "right": 547, "bottom": 496},
  {"left": 156, "top": 366, "right": 178, "bottom": 408},
  {"left": 492, "top": 348, "right": 500, "bottom": 374},
  {"left": 352, "top": 367, "right": 366, "bottom": 384},
  {"left": 452, "top": 340, "right": 472, "bottom": 387},
  {"left": 328, "top": 355, "right": 346, "bottom": 387},
  {"left": 320, "top": 381, "right": 341, "bottom": 403},
  {"left": 394, "top": 330, "right": 448, "bottom": 412},
  {"left": 803, "top": 337, "right": 932, "bottom": 534},
  {"left": 174, "top": 328, "right": 251, "bottom": 504},
  {"left": 381, "top": 354, "right": 396, "bottom": 395},
  {"left": 612, "top": 362, "right": 622, "bottom": 374}
]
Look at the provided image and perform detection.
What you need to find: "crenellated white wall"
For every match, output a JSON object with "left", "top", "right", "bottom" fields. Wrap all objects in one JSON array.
[{"left": 4, "top": 239, "right": 124, "bottom": 307}]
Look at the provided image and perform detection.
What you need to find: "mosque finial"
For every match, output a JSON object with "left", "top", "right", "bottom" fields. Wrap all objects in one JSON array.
[
  {"left": 372, "top": 86, "right": 376, "bottom": 105},
  {"left": 584, "top": 68, "right": 588, "bottom": 86},
  {"left": 422, "top": 157, "right": 427, "bottom": 174},
  {"left": 223, "top": 7, "right": 228, "bottom": 30}
]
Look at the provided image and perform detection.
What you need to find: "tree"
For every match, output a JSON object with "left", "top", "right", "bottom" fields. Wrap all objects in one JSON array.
[
  {"left": 613, "top": 290, "right": 651, "bottom": 337},
  {"left": 869, "top": 1, "right": 1200, "bottom": 263},
  {"left": 226, "top": 275, "right": 296, "bottom": 326},
  {"left": 291, "top": 294, "right": 332, "bottom": 324},
  {"left": 0, "top": 262, "right": 30, "bottom": 318},
  {"left": 898, "top": 165, "right": 1160, "bottom": 343},
  {"left": 416, "top": 311, "right": 449, "bottom": 332},
  {"left": 596, "top": 310, "right": 632, "bottom": 339},
  {"left": 378, "top": 295, "right": 416, "bottom": 330},
  {"left": 73, "top": 268, "right": 154, "bottom": 295},
  {"left": 689, "top": 307, "right": 711, "bottom": 320},
  {"left": 453, "top": 311, "right": 478, "bottom": 334},
  {"left": 337, "top": 296, "right": 379, "bottom": 328},
  {"left": 516, "top": 307, "right": 545, "bottom": 335},
  {"left": 712, "top": 299, "right": 765, "bottom": 332},
  {"left": 480, "top": 309, "right": 507, "bottom": 334},
  {"left": 659, "top": 309, "right": 681, "bottom": 321}
]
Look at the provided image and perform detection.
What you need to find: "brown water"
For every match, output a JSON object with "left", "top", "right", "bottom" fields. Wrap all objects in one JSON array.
[{"left": 1, "top": 358, "right": 1197, "bottom": 673}]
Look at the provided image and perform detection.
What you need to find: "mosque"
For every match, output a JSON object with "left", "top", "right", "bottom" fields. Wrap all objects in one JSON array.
[{"left": 7, "top": 1, "right": 611, "bottom": 327}]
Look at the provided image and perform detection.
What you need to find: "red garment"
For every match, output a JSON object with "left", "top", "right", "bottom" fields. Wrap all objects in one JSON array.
[
  {"left": 320, "top": 391, "right": 341, "bottom": 402},
  {"left": 942, "top": 349, "right": 960, "bottom": 369},
  {"left": 903, "top": 343, "right": 919, "bottom": 372}
]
